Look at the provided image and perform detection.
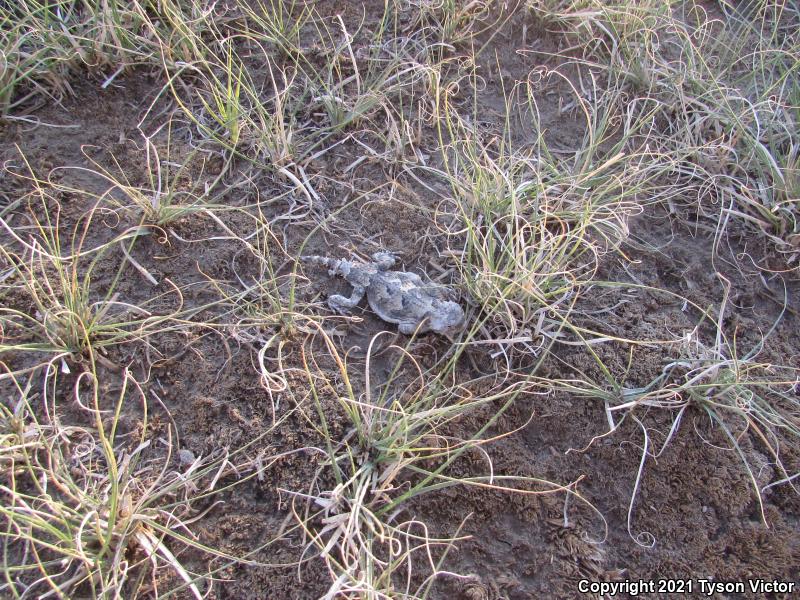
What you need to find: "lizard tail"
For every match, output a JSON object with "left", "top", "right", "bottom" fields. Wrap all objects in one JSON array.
[
  {"left": 300, "top": 255, "right": 335, "bottom": 268},
  {"left": 301, "top": 255, "right": 349, "bottom": 277}
]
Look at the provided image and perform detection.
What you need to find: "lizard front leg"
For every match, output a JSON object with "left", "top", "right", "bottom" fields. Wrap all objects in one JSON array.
[{"left": 327, "top": 285, "right": 366, "bottom": 314}]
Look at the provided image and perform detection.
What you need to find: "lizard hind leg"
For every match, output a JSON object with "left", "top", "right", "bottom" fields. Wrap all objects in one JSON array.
[{"left": 327, "top": 285, "right": 366, "bottom": 314}]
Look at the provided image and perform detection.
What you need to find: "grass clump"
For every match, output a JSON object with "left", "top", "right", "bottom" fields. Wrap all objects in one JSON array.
[
  {"left": 0, "top": 190, "right": 179, "bottom": 370},
  {"left": 285, "top": 327, "right": 591, "bottom": 597},
  {"left": 0, "top": 362, "right": 230, "bottom": 598},
  {"left": 548, "top": 285, "right": 800, "bottom": 544},
  {"left": 427, "top": 68, "right": 671, "bottom": 361},
  {"left": 524, "top": 1, "right": 799, "bottom": 265},
  {"left": 0, "top": 0, "right": 216, "bottom": 116}
]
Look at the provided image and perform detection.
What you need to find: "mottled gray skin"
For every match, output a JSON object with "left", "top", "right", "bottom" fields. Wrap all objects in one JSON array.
[{"left": 302, "top": 252, "right": 465, "bottom": 338}]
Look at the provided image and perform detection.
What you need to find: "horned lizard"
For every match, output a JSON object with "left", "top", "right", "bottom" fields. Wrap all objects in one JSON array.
[{"left": 302, "top": 251, "right": 465, "bottom": 338}]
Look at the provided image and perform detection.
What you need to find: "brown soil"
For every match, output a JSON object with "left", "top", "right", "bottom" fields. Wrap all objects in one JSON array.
[{"left": 1, "top": 3, "right": 798, "bottom": 600}]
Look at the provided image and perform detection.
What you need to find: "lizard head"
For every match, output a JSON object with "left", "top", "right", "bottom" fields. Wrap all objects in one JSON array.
[{"left": 427, "top": 301, "right": 466, "bottom": 339}]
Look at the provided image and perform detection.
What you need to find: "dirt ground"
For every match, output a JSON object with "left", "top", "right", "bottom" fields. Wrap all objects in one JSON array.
[{"left": 1, "top": 3, "right": 799, "bottom": 599}]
